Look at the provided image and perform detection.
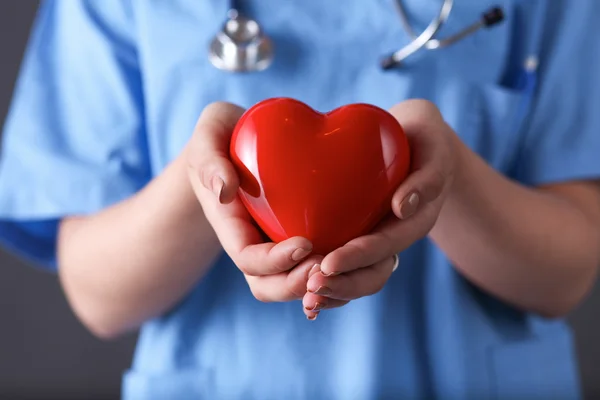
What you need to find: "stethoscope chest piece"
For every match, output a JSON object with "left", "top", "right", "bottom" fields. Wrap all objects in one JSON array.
[{"left": 209, "top": 10, "right": 274, "bottom": 73}]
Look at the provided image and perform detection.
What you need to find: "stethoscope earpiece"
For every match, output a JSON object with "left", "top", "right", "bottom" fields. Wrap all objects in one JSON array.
[{"left": 208, "top": 9, "right": 274, "bottom": 73}]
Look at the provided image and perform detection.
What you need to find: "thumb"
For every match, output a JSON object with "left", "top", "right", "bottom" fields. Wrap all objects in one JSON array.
[
  {"left": 387, "top": 99, "right": 454, "bottom": 219},
  {"left": 391, "top": 168, "right": 447, "bottom": 220},
  {"left": 187, "top": 101, "right": 246, "bottom": 204}
]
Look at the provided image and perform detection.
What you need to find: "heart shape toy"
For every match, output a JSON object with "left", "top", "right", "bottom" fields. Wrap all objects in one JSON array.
[{"left": 230, "top": 98, "right": 411, "bottom": 255}]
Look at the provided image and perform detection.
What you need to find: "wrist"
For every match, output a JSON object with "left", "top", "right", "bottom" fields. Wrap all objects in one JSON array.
[
  {"left": 429, "top": 130, "right": 511, "bottom": 240},
  {"left": 428, "top": 131, "right": 480, "bottom": 242},
  {"left": 443, "top": 131, "right": 478, "bottom": 204},
  {"left": 137, "top": 150, "right": 205, "bottom": 222}
]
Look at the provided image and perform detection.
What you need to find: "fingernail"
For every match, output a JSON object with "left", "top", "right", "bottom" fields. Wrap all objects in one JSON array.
[
  {"left": 307, "top": 314, "right": 318, "bottom": 321},
  {"left": 305, "top": 302, "right": 325, "bottom": 312},
  {"left": 292, "top": 247, "right": 312, "bottom": 262},
  {"left": 308, "top": 264, "right": 321, "bottom": 279},
  {"left": 399, "top": 192, "right": 420, "bottom": 219},
  {"left": 211, "top": 176, "right": 225, "bottom": 202},
  {"left": 309, "top": 286, "right": 332, "bottom": 296},
  {"left": 320, "top": 270, "right": 339, "bottom": 277}
]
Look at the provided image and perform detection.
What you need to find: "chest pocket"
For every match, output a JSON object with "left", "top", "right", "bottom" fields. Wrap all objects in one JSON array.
[{"left": 439, "top": 77, "right": 531, "bottom": 172}]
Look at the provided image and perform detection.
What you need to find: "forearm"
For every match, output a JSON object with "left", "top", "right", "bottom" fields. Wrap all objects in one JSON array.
[
  {"left": 429, "top": 133, "right": 600, "bottom": 318},
  {"left": 57, "top": 150, "right": 222, "bottom": 338}
]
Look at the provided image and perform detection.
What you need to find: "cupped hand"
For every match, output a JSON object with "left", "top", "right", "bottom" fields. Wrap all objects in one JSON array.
[
  {"left": 303, "top": 99, "right": 458, "bottom": 320},
  {"left": 186, "top": 102, "right": 318, "bottom": 303}
]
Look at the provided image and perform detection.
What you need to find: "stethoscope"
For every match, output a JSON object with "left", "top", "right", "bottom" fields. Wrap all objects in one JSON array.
[{"left": 208, "top": 0, "right": 505, "bottom": 73}]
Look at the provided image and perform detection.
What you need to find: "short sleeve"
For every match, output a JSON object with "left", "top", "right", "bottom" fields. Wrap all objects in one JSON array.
[
  {"left": 0, "top": 0, "right": 151, "bottom": 271},
  {"left": 513, "top": 1, "right": 600, "bottom": 186}
]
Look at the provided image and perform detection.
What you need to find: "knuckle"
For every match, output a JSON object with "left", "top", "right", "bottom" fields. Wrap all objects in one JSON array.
[
  {"left": 371, "top": 281, "right": 387, "bottom": 296},
  {"left": 269, "top": 259, "right": 289, "bottom": 274},
  {"left": 202, "top": 101, "right": 234, "bottom": 119},
  {"left": 198, "top": 156, "right": 226, "bottom": 177},
  {"left": 410, "top": 99, "right": 438, "bottom": 112},
  {"left": 419, "top": 169, "right": 445, "bottom": 201},
  {"left": 250, "top": 286, "right": 271, "bottom": 303},
  {"left": 261, "top": 258, "right": 284, "bottom": 275},
  {"left": 420, "top": 204, "right": 439, "bottom": 233},
  {"left": 194, "top": 162, "right": 216, "bottom": 189},
  {"left": 185, "top": 141, "right": 202, "bottom": 170},
  {"left": 364, "top": 261, "right": 394, "bottom": 297},
  {"left": 369, "top": 231, "right": 395, "bottom": 257},
  {"left": 431, "top": 168, "right": 446, "bottom": 191},
  {"left": 236, "top": 262, "right": 254, "bottom": 276},
  {"left": 185, "top": 155, "right": 201, "bottom": 180},
  {"left": 342, "top": 242, "right": 370, "bottom": 267},
  {"left": 354, "top": 283, "right": 371, "bottom": 298},
  {"left": 367, "top": 278, "right": 387, "bottom": 297},
  {"left": 287, "top": 283, "right": 305, "bottom": 299},
  {"left": 199, "top": 101, "right": 245, "bottom": 127},
  {"left": 390, "top": 99, "right": 442, "bottom": 126},
  {"left": 413, "top": 99, "right": 443, "bottom": 122},
  {"left": 336, "top": 274, "right": 356, "bottom": 297},
  {"left": 195, "top": 120, "right": 226, "bottom": 139}
]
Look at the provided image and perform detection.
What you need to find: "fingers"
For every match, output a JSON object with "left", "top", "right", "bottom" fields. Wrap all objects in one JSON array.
[
  {"left": 246, "top": 255, "right": 319, "bottom": 302},
  {"left": 236, "top": 236, "right": 314, "bottom": 276},
  {"left": 387, "top": 99, "right": 455, "bottom": 220},
  {"left": 187, "top": 101, "right": 246, "bottom": 204},
  {"left": 307, "top": 256, "right": 397, "bottom": 301},
  {"left": 319, "top": 231, "right": 395, "bottom": 276},
  {"left": 286, "top": 255, "right": 325, "bottom": 298},
  {"left": 303, "top": 263, "right": 349, "bottom": 319},
  {"left": 251, "top": 254, "right": 396, "bottom": 319},
  {"left": 199, "top": 185, "right": 314, "bottom": 276},
  {"left": 320, "top": 204, "right": 436, "bottom": 275},
  {"left": 302, "top": 294, "right": 349, "bottom": 320}
]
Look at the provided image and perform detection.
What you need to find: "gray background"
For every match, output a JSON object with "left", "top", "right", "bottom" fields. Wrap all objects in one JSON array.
[{"left": 0, "top": 2, "right": 598, "bottom": 399}]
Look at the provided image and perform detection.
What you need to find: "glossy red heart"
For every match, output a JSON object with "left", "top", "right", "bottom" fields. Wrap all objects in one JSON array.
[{"left": 230, "top": 98, "right": 411, "bottom": 255}]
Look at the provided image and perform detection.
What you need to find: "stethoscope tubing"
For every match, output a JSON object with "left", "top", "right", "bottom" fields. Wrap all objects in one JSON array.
[{"left": 382, "top": 0, "right": 505, "bottom": 69}]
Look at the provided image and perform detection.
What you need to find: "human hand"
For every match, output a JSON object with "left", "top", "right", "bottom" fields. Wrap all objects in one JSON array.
[
  {"left": 303, "top": 100, "right": 457, "bottom": 320},
  {"left": 186, "top": 102, "right": 320, "bottom": 303}
]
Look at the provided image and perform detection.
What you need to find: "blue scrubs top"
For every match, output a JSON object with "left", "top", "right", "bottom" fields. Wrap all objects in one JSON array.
[{"left": 1, "top": 1, "right": 599, "bottom": 398}]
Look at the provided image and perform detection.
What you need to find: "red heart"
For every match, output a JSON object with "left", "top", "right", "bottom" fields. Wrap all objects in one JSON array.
[{"left": 230, "top": 98, "right": 411, "bottom": 255}]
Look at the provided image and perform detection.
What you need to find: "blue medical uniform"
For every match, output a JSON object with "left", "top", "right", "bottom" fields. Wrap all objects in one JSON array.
[{"left": 1, "top": 0, "right": 599, "bottom": 398}]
